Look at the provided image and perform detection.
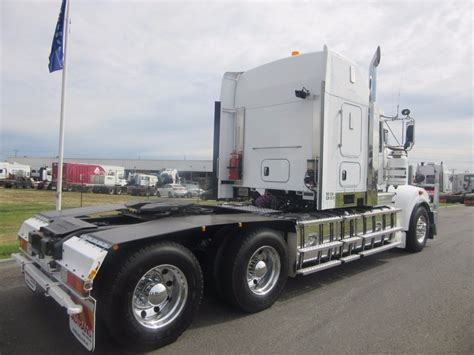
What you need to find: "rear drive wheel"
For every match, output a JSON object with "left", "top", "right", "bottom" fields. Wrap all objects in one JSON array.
[
  {"left": 100, "top": 242, "right": 203, "bottom": 351},
  {"left": 219, "top": 228, "right": 288, "bottom": 313},
  {"left": 406, "top": 205, "right": 429, "bottom": 252}
]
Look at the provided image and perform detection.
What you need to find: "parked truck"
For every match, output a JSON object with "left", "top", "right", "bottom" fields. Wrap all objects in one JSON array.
[
  {"left": 52, "top": 162, "right": 128, "bottom": 194},
  {"left": 13, "top": 47, "right": 437, "bottom": 351},
  {"left": 0, "top": 162, "right": 33, "bottom": 188},
  {"left": 31, "top": 166, "right": 52, "bottom": 189},
  {"left": 452, "top": 173, "right": 474, "bottom": 194},
  {"left": 450, "top": 173, "right": 474, "bottom": 205},
  {"left": 414, "top": 162, "right": 451, "bottom": 201},
  {"left": 127, "top": 172, "right": 159, "bottom": 196}
]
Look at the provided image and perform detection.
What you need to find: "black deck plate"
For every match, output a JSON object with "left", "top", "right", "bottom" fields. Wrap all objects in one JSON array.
[
  {"left": 39, "top": 204, "right": 126, "bottom": 220},
  {"left": 90, "top": 213, "right": 293, "bottom": 245},
  {"left": 41, "top": 217, "right": 97, "bottom": 237}
]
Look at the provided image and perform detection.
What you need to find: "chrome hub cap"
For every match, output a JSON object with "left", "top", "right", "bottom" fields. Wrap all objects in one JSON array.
[
  {"left": 132, "top": 264, "right": 188, "bottom": 329},
  {"left": 247, "top": 246, "right": 280, "bottom": 296},
  {"left": 416, "top": 215, "right": 428, "bottom": 243},
  {"left": 254, "top": 260, "right": 267, "bottom": 278},
  {"left": 148, "top": 283, "right": 168, "bottom": 305}
]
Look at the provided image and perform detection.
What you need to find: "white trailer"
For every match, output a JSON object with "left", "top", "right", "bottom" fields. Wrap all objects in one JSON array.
[{"left": 13, "top": 47, "right": 436, "bottom": 352}]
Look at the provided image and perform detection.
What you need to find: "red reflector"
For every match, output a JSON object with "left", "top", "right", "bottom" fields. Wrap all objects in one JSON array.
[{"left": 67, "top": 271, "right": 87, "bottom": 296}]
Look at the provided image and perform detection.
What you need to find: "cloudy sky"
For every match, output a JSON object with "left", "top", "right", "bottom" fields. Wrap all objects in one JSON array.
[{"left": 1, "top": 0, "right": 472, "bottom": 172}]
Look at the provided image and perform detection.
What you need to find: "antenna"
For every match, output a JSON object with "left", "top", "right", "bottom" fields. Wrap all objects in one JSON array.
[{"left": 396, "top": 72, "right": 402, "bottom": 117}]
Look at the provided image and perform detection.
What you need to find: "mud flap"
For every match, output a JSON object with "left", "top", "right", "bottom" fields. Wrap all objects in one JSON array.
[
  {"left": 69, "top": 296, "right": 96, "bottom": 351},
  {"left": 428, "top": 210, "right": 436, "bottom": 239}
]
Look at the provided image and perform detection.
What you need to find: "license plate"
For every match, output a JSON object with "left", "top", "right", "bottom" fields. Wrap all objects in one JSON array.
[
  {"left": 69, "top": 296, "right": 97, "bottom": 351},
  {"left": 24, "top": 271, "right": 37, "bottom": 292}
]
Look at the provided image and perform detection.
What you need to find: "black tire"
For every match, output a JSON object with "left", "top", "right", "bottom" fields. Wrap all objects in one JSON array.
[
  {"left": 406, "top": 205, "right": 429, "bottom": 252},
  {"left": 116, "top": 188, "right": 122, "bottom": 195},
  {"left": 99, "top": 242, "right": 203, "bottom": 351},
  {"left": 108, "top": 188, "right": 115, "bottom": 195},
  {"left": 199, "top": 226, "right": 239, "bottom": 299},
  {"left": 219, "top": 228, "right": 288, "bottom": 313}
]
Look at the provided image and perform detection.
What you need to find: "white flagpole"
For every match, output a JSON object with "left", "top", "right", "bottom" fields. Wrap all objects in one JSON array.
[{"left": 56, "top": 0, "right": 71, "bottom": 211}]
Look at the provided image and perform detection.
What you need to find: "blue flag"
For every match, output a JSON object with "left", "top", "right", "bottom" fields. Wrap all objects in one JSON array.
[{"left": 48, "top": 0, "right": 67, "bottom": 73}]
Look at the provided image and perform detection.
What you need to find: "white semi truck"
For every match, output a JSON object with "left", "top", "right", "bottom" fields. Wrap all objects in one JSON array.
[
  {"left": 13, "top": 47, "right": 437, "bottom": 351},
  {"left": 127, "top": 172, "right": 159, "bottom": 196},
  {"left": 0, "top": 162, "right": 33, "bottom": 188},
  {"left": 414, "top": 162, "right": 452, "bottom": 199},
  {"left": 452, "top": 173, "right": 474, "bottom": 194}
]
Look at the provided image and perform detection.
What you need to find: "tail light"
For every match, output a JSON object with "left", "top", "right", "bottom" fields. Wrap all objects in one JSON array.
[
  {"left": 66, "top": 271, "right": 92, "bottom": 296},
  {"left": 19, "top": 237, "right": 28, "bottom": 251}
]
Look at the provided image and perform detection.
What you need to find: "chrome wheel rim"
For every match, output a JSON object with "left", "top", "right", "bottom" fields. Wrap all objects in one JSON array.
[
  {"left": 416, "top": 215, "right": 428, "bottom": 243},
  {"left": 132, "top": 264, "right": 188, "bottom": 329},
  {"left": 246, "top": 246, "right": 281, "bottom": 296}
]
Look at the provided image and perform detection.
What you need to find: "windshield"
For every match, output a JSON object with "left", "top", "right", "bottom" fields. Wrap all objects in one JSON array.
[{"left": 425, "top": 175, "right": 435, "bottom": 184}]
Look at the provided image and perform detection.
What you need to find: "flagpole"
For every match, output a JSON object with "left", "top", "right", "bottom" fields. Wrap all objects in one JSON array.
[{"left": 56, "top": 0, "right": 71, "bottom": 211}]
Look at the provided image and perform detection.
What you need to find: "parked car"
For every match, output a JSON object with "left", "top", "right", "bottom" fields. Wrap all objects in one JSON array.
[
  {"left": 158, "top": 183, "right": 188, "bottom": 198},
  {"left": 182, "top": 183, "right": 205, "bottom": 197},
  {"left": 199, "top": 189, "right": 214, "bottom": 200}
]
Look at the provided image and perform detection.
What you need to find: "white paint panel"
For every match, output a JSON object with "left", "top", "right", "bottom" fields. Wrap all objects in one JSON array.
[
  {"left": 340, "top": 103, "right": 362, "bottom": 158},
  {"left": 57, "top": 237, "right": 108, "bottom": 281},
  {"left": 339, "top": 161, "right": 361, "bottom": 187},
  {"left": 242, "top": 100, "right": 313, "bottom": 191},
  {"left": 261, "top": 159, "right": 290, "bottom": 183}
]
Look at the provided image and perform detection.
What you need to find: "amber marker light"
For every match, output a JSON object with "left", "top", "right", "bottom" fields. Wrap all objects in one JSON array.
[
  {"left": 88, "top": 268, "right": 98, "bottom": 281},
  {"left": 19, "top": 238, "right": 27, "bottom": 251},
  {"left": 291, "top": 50, "right": 300, "bottom": 56}
]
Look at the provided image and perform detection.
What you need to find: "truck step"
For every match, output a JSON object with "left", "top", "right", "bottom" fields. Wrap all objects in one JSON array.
[
  {"left": 296, "top": 260, "right": 342, "bottom": 276},
  {"left": 340, "top": 254, "right": 360, "bottom": 263},
  {"left": 359, "top": 241, "right": 402, "bottom": 257},
  {"left": 298, "top": 241, "right": 343, "bottom": 253},
  {"left": 342, "top": 236, "right": 362, "bottom": 244},
  {"left": 358, "top": 227, "right": 401, "bottom": 240}
]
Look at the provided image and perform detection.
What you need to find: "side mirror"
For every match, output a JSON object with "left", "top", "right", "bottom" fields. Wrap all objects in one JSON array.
[
  {"left": 404, "top": 124, "right": 415, "bottom": 150},
  {"left": 414, "top": 174, "right": 425, "bottom": 183}
]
